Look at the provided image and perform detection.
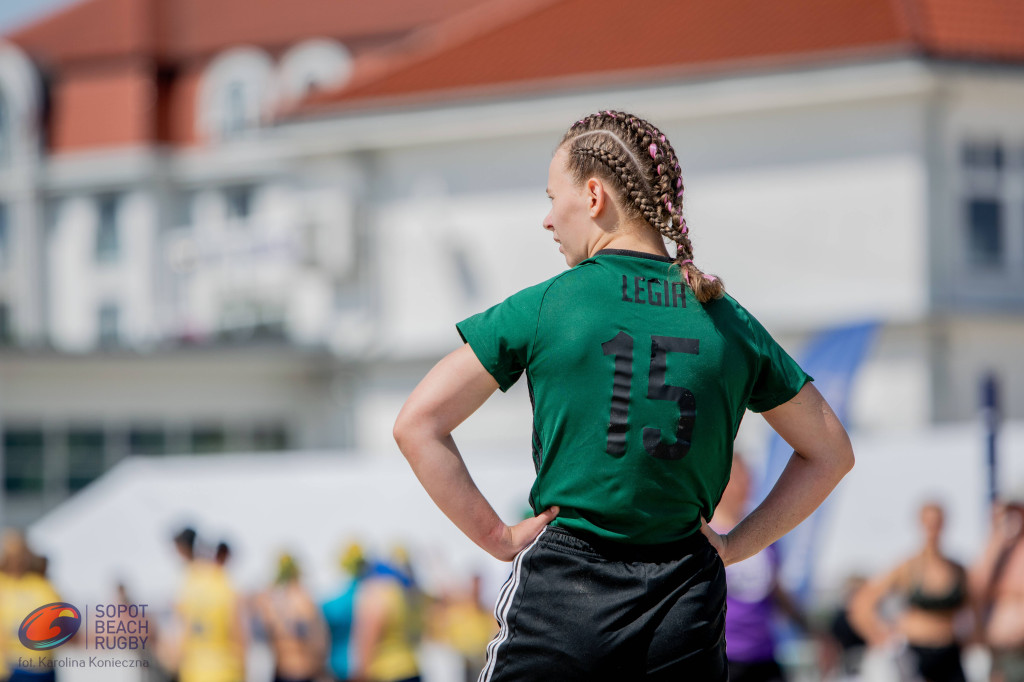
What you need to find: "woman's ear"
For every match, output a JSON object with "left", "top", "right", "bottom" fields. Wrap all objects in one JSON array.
[{"left": 586, "top": 177, "right": 607, "bottom": 218}]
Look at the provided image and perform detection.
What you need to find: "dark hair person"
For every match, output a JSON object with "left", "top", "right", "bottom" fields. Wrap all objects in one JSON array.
[{"left": 394, "top": 110, "right": 854, "bottom": 680}]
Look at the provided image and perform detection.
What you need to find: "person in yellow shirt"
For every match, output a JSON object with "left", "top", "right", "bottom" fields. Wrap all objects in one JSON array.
[
  {"left": 429, "top": 575, "right": 496, "bottom": 682},
  {"left": 353, "top": 560, "right": 421, "bottom": 682},
  {"left": 172, "top": 528, "right": 246, "bottom": 682},
  {"left": 0, "top": 529, "right": 63, "bottom": 682}
]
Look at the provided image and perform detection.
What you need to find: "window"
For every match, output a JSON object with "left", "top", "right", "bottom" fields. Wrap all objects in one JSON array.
[
  {"left": 199, "top": 48, "right": 273, "bottom": 143},
  {"left": 191, "top": 427, "right": 226, "bottom": 454},
  {"left": 67, "top": 429, "right": 105, "bottom": 492},
  {"left": 225, "top": 185, "right": 253, "bottom": 222},
  {"left": 96, "top": 195, "right": 120, "bottom": 263},
  {"left": 223, "top": 81, "right": 248, "bottom": 139},
  {"left": 962, "top": 141, "right": 1004, "bottom": 171},
  {"left": 0, "top": 302, "right": 11, "bottom": 345},
  {"left": 252, "top": 425, "right": 289, "bottom": 451},
  {"left": 3, "top": 428, "right": 44, "bottom": 492},
  {"left": 98, "top": 303, "right": 120, "bottom": 347},
  {"left": 966, "top": 199, "right": 1002, "bottom": 268},
  {"left": 278, "top": 40, "right": 354, "bottom": 103},
  {"left": 129, "top": 428, "right": 167, "bottom": 455}
]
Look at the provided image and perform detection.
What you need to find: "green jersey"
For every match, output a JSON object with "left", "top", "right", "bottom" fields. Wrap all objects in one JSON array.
[{"left": 457, "top": 249, "right": 811, "bottom": 545}]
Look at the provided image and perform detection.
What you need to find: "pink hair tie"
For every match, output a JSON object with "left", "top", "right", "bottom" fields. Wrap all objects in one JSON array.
[
  {"left": 677, "top": 189, "right": 684, "bottom": 198},
  {"left": 704, "top": 274, "right": 718, "bottom": 283},
  {"left": 657, "top": 164, "right": 663, "bottom": 175},
  {"left": 666, "top": 201, "right": 673, "bottom": 212},
  {"left": 660, "top": 134, "right": 666, "bottom": 143},
  {"left": 680, "top": 224, "right": 689, "bottom": 235},
  {"left": 680, "top": 259, "right": 693, "bottom": 265},
  {"left": 676, "top": 178, "right": 682, "bottom": 188},
  {"left": 649, "top": 144, "right": 658, "bottom": 159}
]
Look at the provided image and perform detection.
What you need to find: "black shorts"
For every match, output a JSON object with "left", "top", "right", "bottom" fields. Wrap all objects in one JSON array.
[
  {"left": 908, "top": 643, "right": 965, "bottom": 682},
  {"left": 479, "top": 525, "right": 727, "bottom": 682},
  {"left": 729, "top": 658, "right": 786, "bottom": 682}
]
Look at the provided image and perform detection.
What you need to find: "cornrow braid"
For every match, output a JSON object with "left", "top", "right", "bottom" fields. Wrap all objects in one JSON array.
[{"left": 560, "top": 110, "right": 724, "bottom": 303}]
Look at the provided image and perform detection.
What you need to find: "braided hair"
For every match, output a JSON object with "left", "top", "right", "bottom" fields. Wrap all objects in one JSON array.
[{"left": 559, "top": 110, "right": 724, "bottom": 303}]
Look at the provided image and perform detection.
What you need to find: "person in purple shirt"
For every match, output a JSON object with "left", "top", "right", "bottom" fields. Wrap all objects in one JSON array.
[{"left": 712, "top": 455, "right": 808, "bottom": 682}]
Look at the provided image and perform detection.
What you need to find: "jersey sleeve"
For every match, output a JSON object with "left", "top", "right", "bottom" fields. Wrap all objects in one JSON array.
[
  {"left": 455, "top": 281, "right": 549, "bottom": 392},
  {"left": 745, "top": 312, "right": 813, "bottom": 413}
]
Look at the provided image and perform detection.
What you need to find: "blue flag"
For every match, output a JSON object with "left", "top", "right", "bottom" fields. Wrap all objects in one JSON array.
[{"left": 756, "top": 320, "right": 879, "bottom": 602}]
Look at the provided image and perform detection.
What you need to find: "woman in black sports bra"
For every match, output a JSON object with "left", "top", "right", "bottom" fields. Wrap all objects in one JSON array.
[{"left": 849, "top": 501, "right": 969, "bottom": 682}]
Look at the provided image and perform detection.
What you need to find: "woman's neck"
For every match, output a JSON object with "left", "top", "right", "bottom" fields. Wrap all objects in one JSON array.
[{"left": 589, "top": 224, "right": 671, "bottom": 260}]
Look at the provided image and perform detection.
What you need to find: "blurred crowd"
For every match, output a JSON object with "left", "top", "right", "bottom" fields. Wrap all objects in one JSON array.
[
  {"left": 714, "top": 456, "right": 1024, "bottom": 682},
  {"left": 155, "top": 528, "right": 495, "bottom": 682},
  {"left": 0, "top": 526, "right": 495, "bottom": 682},
  {"left": 0, "top": 463, "right": 1021, "bottom": 682}
]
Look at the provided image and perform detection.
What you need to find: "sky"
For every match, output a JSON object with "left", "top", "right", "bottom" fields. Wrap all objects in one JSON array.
[{"left": 0, "top": 0, "right": 77, "bottom": 35}]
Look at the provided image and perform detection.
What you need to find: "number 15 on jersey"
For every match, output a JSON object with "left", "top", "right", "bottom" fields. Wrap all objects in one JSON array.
[{"left": 601, "top": 332, "right": 699, "bottom": 461}]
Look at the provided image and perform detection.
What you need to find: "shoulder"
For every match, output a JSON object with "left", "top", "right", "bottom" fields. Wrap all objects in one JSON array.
[
  {"left": 510, "top": 264, "right": 597, "bottom": 304},
  {"left": 705, "top": 292, "right": 756, "bottom": 325},
  {"left": 700, "top": 292, "right": 768, "bottom": 346}
]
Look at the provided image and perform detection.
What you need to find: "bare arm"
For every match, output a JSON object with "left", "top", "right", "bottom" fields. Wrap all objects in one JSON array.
[
  {"left": 702, "top": 382, "right": 854, "bottom": 566},
  {"left": 848, "top": 563, "right": 906, "bottom": 647},
  {"left": 393, "top": 344, "right": 558, "bottom": 562}
]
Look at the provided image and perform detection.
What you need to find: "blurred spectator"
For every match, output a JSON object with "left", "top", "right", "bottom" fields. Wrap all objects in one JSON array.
[
  {"left": 322, "top": 542, "right": 370, "bottom": 682},
  {"left": 711, "top": 456, "right": 808, "bottom": 682},
  {"left": 172, "top": 527, "right": 246, "bottom": 682},
  {"left": 352, "top": 553, "right": 422, "bottom": 682},
  {"left": 0, "top": 529, "right": 62, "bottom": 682},
  {"left": 969, "top": 492, "right": 1024, "bottom": 682},
  {"left": 427, "top": 573, "right": 496, "bottom": 682},
  {"left": 255, "top": 553, "right": 328, "bottom": 682},
  {"left": 850, "top": 501, "right": 969, "bottom": 682},
  {"left": 820, "top": 575, "right": 869, "bottom": 679},
  {"left": 214, "top": 542, "right": 231, "bottom": 568}
]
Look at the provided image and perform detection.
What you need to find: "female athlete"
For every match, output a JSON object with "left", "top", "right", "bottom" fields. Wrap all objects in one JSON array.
[
  {"left": 393, "top": 110, "right": 855, "bottom": 681},
  {"left": 850, "top": 501, "right": 970, "bottom": 682}
]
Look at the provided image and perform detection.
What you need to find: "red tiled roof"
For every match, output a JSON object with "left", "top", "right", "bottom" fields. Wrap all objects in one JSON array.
[
  {"left": 9, "top": 0, "right": 490, "bottom": 65},
  {"left": 913, "top": 0, "right": 1024, "bottom": 60},
  {"left": 299, "top": 0, "right": 1024, "bottom": 114},
  {"left": 3, "top": 0, "right": 491, "bottom": 151},
  {"left": 8, "top": 0, "right": 1023, "bottom": 152}
]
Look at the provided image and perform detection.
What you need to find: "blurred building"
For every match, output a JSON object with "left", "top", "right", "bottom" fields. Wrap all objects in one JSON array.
[
  {"left": 280, "top": 0, "right": 1024, "bottom": 438},
  {"left": 1, "top": 0, "right": 1023, "bottom": 527},
  {"left": 0, "top": 0, "right": 492, "bottom": 525}
]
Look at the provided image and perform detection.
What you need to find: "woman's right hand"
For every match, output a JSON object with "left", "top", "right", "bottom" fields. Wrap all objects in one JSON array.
[
  {"left": 700, "top": 518, "right": 734, "bottom": 566},
  {"left": 489, "top": 507, "right": 560, "bottom": 562}
]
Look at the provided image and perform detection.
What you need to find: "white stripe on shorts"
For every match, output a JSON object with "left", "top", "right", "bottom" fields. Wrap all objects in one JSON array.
[{"left": 478, "top": 527, "right": 547, "bottom": 682}]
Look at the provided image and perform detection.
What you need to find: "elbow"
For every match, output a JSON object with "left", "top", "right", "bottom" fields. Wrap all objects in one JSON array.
[
  {"left": 837, "top": 438, "right": 855, "bottom": 478},
  {"left": 392, "top": 406, "right": 444, "bottom": 462},
  {"left": 392, "top": 410, "right": 415, "bottom": 459}
]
